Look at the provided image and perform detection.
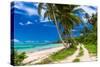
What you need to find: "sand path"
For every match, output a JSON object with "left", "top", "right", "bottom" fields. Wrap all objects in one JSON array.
[
  {"left": 80, "top": 44, "right": 92, "bottom": 62},
  {"left": 22, "top": 46, "right": 64, "bottom": 64},
  {"left": 55, "top": 44, "right": 81, "bottom": 63},
  {"left": 55, "top": 43, "right": 94, "bottom": 63},
  {"left": 23, "top": 43, "right": 96, "bottom": 65}
]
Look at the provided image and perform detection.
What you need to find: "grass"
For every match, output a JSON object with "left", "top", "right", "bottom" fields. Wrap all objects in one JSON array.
[
  {"left": 50, "top": 47, "right": 76, "bottom": 61},
  {"left": 85, "top": 43, "right": 97, "bottom": 56},
  {"left": 11, "top": 50, "right": 27, "bottom": 66},
  {"left": 73, "top": 58, "right": 80, "bottom": 62},
  {"left": 35, "top": 45, "right": 77, "bottom": 64}
]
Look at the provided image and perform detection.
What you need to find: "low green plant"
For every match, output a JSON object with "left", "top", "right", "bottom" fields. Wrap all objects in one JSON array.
[
  {"left": 85, "top": 43, "right": 97, "bottom": 55},
  {"left": 50, "top": 47, "right": 76, "bottom": 61},
  {"left": 11, "top": 50, "right": 27, "bottom": 66},
  {"left": 73, "top": 58, "right": 80, "bottom": 62}
]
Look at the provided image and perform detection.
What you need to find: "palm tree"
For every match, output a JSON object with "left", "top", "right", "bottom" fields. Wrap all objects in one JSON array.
[
  {"left": 90, "top": 13, "right": 97, "bottom": 31},
  {"left": 38, "top": 3, "right": 81, "bottom": 48},
  {"left": 79, "top": 12, "right": 97, "bottom": 45}
]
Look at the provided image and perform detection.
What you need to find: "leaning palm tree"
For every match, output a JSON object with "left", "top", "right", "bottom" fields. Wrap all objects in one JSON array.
[{"left": 38, "top": 3, "right": 82, "bottom": 48}]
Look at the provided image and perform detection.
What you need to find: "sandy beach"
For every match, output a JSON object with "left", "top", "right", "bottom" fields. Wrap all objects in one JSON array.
[{"left": 22, "top": 46, "right": 64, "bottom": 64}]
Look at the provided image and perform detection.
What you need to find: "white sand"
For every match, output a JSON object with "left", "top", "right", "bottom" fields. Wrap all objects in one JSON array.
[
  {"left": 22, "top": 46, "right": 64, "bottom": 64},
  {"left": 22, "top": 43, "right": 97, "bottom": 64}
]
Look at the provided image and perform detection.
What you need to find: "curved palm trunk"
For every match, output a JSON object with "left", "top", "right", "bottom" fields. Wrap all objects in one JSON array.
[{"left": 52, "top": 4, "right": 67, "bottom": 48}]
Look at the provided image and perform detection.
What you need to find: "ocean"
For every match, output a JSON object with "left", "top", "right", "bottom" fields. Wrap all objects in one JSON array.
[{"left": 12, "top": 42, "right": 63, "bottom": 52}]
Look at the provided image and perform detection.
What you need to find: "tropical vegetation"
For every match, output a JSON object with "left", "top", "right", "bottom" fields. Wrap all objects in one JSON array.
[
  {"left": 38, "top": 3, "right": 82, "bottom": 48},
  {"left": 11, "top": 50, "right": 27, "bottom": 66},
  {"left": 35, "top": 3, "right": 97, "bottom": 64},
  {"left": 36, "top": 45, "right": 77, "bottom": 64},
  {"left": 12, "top": 3, "right": 97, "bottom": 65}
]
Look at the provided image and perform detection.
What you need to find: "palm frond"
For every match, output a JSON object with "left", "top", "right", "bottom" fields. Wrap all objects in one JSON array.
[{"left": 68, "top": 13, "right": 82, "bottom": 24}]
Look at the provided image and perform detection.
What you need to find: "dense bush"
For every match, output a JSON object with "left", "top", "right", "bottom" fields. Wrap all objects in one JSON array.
[{"left": 11, "top": 50, "right": 27, "bottom": 66}]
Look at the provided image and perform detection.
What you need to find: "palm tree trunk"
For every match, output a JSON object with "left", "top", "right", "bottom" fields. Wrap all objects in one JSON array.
[{"left": 52, "top": 4, "right": 67, "bottom": 48}]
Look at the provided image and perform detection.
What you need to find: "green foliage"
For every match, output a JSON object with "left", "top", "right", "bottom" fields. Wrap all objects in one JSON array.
[
  {"left": 74, "top": 30, "right": 97, "bottom": 45},
  {"left": 85, "top": 44, "right": 97, "bottom": 55},
  {"left": 38, "top": 4, "right": 82, "bottom": 48},
  {"left": 11, "top": 50, "right": 27, "bottom": 66},
  {"left": 74, "top": 32, "right": 97, "bottom": 56},
  {"left": 74, "top": 12, "right": 97, "bottom": 46},
  {"left": 50, "top": 47, "right": 76, "bottom": 61},
  {"left": 73, "top": 58, "right": 80, "bottom": 62}
]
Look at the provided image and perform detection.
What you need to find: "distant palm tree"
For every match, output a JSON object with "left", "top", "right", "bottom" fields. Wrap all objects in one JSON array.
[
  {"left": 79, "top": 12, "right": 97, "bottom": 45},
  {"left": 84, "top": 12, "right": 97, "bottom": 32},
  {"left": 38, "top": 3, "right": 81, "bottom": 48},
  {"left": 90, "top": 13, "right": 97, "bottom": 30}
]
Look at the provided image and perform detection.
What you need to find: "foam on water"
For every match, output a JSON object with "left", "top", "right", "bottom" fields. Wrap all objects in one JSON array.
[{"left": 12, "top": 43, "right": 63, "bottom": 52}]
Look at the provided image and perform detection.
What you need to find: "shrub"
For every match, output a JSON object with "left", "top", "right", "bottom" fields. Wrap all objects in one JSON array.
[{"left": 11, "top": 50, "right": 27, "bottom": 66}]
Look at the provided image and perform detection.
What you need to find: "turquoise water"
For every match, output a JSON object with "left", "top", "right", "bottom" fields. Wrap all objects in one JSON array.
[{"left": 12, "top": 43, "right": 63, "bottom": 52}]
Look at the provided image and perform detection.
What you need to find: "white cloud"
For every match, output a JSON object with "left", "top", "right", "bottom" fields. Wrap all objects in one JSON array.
[
  {"left": 19, "top": 22, "right": 24, "bottom": 25},
  {"left": 41, "top": 9, "right": 46, "bottom": 16},
  {"left": 39, "top": 9, "right": 52, "bottom": 23},
  {"left": 75, "top": 6, "right": 96, "bottom": 16},
  {"left": 25, "top": 7, "right": 38, "bottom": 16},
  {"left": 12, "top": 39, "right": 20, "bottom": 42},
  {"left": 34, "top": 3, "right": 39, "bottom": 8},
  {"left": 40, "top": 17, "right": 53, "bottom": 23},
  {"left": 14, "top": 10, "right": 27, "bottom": 15},
  {"left": 19, "top": 21, "right": 33, "bottom": 26},
  {"left": 80, "top": 33, "right": 83, "bottom": 36},
  {"left": 13, "top": 2, "right": 38, "bottom": 16},
  {"left": 74, "top": 6, "right": 97, "bottom": 23},
  {"left": 26, "top": 21, "right": 33, "bottom": 25},
  {"left": 82, "top": 17, "right": 88, "bottom": 23},
  {"left": 13, "top": 2, "right": 51, "bottom": 22},
  {"left": 14, "top": 2, "right": 24, "bottom": 9}
]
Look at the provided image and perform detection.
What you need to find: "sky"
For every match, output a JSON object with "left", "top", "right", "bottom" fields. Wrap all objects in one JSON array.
[{"left": 11, "top": 1, "right": 97, "bottom": 43}]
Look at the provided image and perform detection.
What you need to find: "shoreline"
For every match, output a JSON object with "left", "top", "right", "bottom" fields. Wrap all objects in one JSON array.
[
  {"left": 22, "top": 45, "right": 64, "bottom": 64},
  {"left": 16, "top": 43, "right": 63, "bottom": 53}
]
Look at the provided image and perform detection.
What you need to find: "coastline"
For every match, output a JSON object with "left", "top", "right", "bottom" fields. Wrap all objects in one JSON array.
[
  {"left": 15, "top": 43, "right": 63, "bottom": 53},
  {"left": 22, "top": 45, "right": 64, "bottom": 64}
]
